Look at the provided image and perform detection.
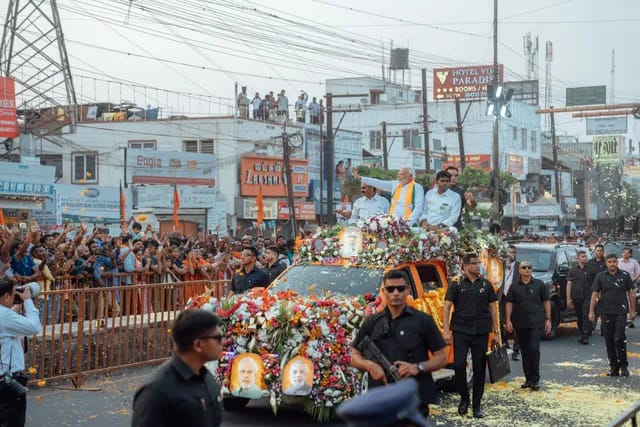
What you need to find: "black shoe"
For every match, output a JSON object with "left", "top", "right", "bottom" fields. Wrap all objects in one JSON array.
[
  {"left": 530, "top": 382, "right": 540, "bottom": 391},
  {"left": 521, "top": 381, "right": 531, "bottom": 389},
  {"left": 607, "top": 369, "right": 620, "bottom": 377},
  {"left": 578, "top": 337, "right": 589, "bottom": 345},
  {"left": 621, "top": 367, "right": 630, "bottom": 377},
  {"left": 458, "top": 398, "right": 470, "bottom": 416},
  {"left": 473, "top": 408, "right": 484, "bottom": 418},
  {"left": 628, "top": 321, "right": 635, "bottom": 328},
  {"left": 512, "top": 353, "right": 520, "bottom": 361}
]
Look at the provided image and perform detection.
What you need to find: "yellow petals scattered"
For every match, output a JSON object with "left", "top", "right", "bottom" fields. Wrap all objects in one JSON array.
[
  {"left": 37, "top": 380, "right": 46, "bottom": 388},
  {"left": 35, "top": 396, "right": 41, "bottom": 401},
  {"left": 27, "top": 367, "right": 37, "bottom": 375}
]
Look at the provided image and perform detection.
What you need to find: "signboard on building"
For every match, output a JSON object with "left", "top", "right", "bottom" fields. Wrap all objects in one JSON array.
[
  {"left": 240, "top": 155, "right": 309, "bottom": 198},
  {"left": 444, "top": 154, "right": 491, "bottom": 172},
  {"left": 503, "top": 80, "right": 539, "bottom": 106},
  {"left": 433, "top": 64, "right": 503, "bottom": 100},
  {"left": 0, "top": 77, "right": 18, "bottom": 138},
  {"left": 56, "top": 184, "right": 132, "bottom": 224},
  {"left": 277, "top": 200, "right": 316, "bottom": 220},
  {"left": 586, "top": 116, "right": 627, "bottom": 135},
  {"left": 136, "top": 185, "right": 216, "bottom": 209},
  {"left": 242, "top": 198, "right": 278, "bottom": 220},
  {"left": 126, "top": 149, "right": 216, "bottom": 186},
  {"left": 508, "top": 155, "right": 525, "bottom": 179},
  {"left": 566, "top": 85, "right": 606, "bottom": 107},
  {"left": 592, "top": 135, "right": 622, "bottom": 165}
]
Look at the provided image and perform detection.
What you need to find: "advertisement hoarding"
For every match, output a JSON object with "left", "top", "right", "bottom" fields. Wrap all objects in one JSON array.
[
  {"left": 592, "top": 135, "right": 622, "bottom": 165},
  {"left": 507, "top": 155, "right": 525, "bottom": 179},
  {"left": 433, "top": 64, "right": 503, "bottom": 100},
  {"left": 586, "top": 116, "right": 627, "bottom": 135},
  {"left": 56, "top": 184, "right": 132, "bottom": 224},
  {"left": 443, "top": 154, "right": 491, "bottom": 172},
  {"left": 136, "top": 185, "right": 216, "bottom": 209},
  {"left": 126, "top": 149, "right": 216, "bottom": 186},
  {"left": 277, "top": 200, "right": 316, "bottom": 220},
  {"left": 240, "top": 155, "right": 308, "bottom": 198},
  {"left": 243, "top": 198, "right": 278, "bottom": 220},
  {"left": 0, "top": 77, "right": 18, "bottom": 138},
  {"left": 503, "top": 80, "right": 539, "bottom": 106},
  {"left": 566, "top": 86, "right": 606, "bottom": 107}
]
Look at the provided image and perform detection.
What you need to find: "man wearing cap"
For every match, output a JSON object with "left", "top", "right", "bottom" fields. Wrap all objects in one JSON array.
[
  {"left": 336, "top": 183, "right": 390, "bottom": 224},
  {"left": 351, "top": 270, "right": 447, "bottom": 417},
  {"left": 352, "top": 167, "right": 424, "bottom": 226},
  {"left": 443, "top": 253, "right": 499, "bottom": 418},
  {"left": 228, "top": 247, "right": 269, "bottom": 296},
  {"left": 337, "top": 378, "right": 431, "bottom": 427}
]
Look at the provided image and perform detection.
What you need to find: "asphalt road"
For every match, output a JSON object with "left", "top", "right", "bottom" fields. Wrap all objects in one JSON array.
[{"left": 26, "top": 322, "right": 640, "bottom": 427}]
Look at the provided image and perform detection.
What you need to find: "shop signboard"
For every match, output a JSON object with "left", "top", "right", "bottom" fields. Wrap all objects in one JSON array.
[
  {"left": 586, "top": 116, "right": 627, "bottom": 135},
  {"left": 277, "top": 200, "right": 316, "bottom": 220},
  {"left": 433, "top": 64, "right": 503, "bottom": 100},
  {"left": 56, "top": 184, "right": 132, "bottom": 224},
  {"left": 566, "top": 86, "right": 606, "bottom": 107},
  {"left": 0, "top": 77, "right": 18, "bottom": 138},
  {"left": 126, "top": 149, "right": 216, "bottom": 186},
  {"left": 240, "top": 155, "right": 308, "bottom": 198},
  {"left": 444, "top": 154, "right": 491, "bottom": 172},
  {"left": 592, "top": 135, "right": 622, "bottom": 165}
]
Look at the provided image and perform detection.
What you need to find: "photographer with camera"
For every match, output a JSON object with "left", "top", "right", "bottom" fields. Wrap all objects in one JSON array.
[{"left": 0, "top": 279, "right": 42, "bottom": 427}]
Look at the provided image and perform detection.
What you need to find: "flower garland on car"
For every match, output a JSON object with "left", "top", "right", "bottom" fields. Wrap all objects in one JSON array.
[
  {"left": 459, "top": 226, "right": 509, "bottom": 259},
  {"left": 186, "top": 288, "right": 374, "bottom": 421}
]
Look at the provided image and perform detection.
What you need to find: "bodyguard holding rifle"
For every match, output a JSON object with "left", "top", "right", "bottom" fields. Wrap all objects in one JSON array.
[
  {"left": 351, "top": 270, "right": 447, "bottom": 418},
  {"left": 0, "top": 279, "right": 42, "bottom": 427}
]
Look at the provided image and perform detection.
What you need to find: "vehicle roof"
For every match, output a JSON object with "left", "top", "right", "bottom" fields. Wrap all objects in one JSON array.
[{"left": 513, "top": 242, "right": 585, "bottom": 250}]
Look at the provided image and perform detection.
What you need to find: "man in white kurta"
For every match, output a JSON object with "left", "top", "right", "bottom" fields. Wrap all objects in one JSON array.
[
  {"left": 420, "top": 170, "right": 461, "bottom": 228},
  {"left": 336, "top": 183, "right": 390, "bottom": 224},
  {"left": 352, "top": 167, "right": 424, "bottom": 226}
]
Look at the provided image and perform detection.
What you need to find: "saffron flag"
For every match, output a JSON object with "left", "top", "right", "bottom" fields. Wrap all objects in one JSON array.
[
  {"left": 119, "top": 181, "right": 126, "bottom": 224},
  {"left": 343, "top": 194, "right": 349, "bottom": 203},
  {"left": 173, "top": 185, "right": 180, "bottom": 229},
  {"left": 0, "top": 206, "right": 5, "bottom": 226},
  {"left": 256, "top": 185, "right": 264, "bottom": 226}
]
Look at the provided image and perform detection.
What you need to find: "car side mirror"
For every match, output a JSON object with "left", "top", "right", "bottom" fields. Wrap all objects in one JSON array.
[{"left": 557, "top": 265, "right": 569, "bottom": 274}]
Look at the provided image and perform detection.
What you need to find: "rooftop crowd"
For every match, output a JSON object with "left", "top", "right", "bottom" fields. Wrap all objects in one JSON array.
[{"left": 236, "top": 87, "right": 324, "bottom": 125}]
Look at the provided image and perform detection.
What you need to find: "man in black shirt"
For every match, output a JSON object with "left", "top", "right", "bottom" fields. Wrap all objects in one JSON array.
[
  {"left": 443, "top": 253, "right": 499, "bottom": 418},
  {"left": 505, "top": 261, "right": 551, "bottom": 391},
  {"left": 589, "top": 254, "right": 637, "bottom": 377},
  {"left": 566, "top": 250, "right": 592, "bottom": 344},
  {"left": 262, "top": 245, "right": 286, "bottom": 285},
  {"left": 586, "top": 244, "right": 606, "bottom": 334},
  {"left": 351, "top": 270, "right": 447, "bottom": 418},
  {"left": 229, "top": 247, "right": 269, "bottom": 295},
  {"left": 132, "top": 310, "right": 223, "bottom": 427}
]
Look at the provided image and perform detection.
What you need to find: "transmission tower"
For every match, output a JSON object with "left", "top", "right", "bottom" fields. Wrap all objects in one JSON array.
[{"left": 0, "top": 0, "right": 78, "bottom": 133}]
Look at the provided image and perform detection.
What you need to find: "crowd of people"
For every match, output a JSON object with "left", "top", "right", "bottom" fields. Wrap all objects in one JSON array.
[{"left": 236, "top": 86, "right": 324, "bottom": 124}]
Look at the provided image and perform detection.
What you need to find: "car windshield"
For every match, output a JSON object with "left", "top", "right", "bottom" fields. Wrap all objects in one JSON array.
[
  {"left": 604, "top": 243, "right": 640, "bottom": 262},
  {"left": 515, "top": 248, "right": 553, "bottom": 272},
  {"left": 270, "top": 264, "right": 384, "bottom": 296}
]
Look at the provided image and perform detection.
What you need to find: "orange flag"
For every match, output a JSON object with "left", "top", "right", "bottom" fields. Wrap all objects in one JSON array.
[
  {"left": 256, "top": 185, "right": 264, "bottom": 226},
  {"left": 173, "top": 185, "right": 180, "bottom": 229},
  {"left": 343, "top": 194, "right": 349, "bottom": 203},
  {"left": 119, "top": 181, "right": 126, "bottom": 224},
  {"left": 0, "top": 206, "right": 5, "bottom": 226}
]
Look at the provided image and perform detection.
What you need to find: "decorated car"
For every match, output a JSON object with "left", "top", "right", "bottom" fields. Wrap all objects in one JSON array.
[{"left": 185, "top": 215, "right": 507, "bottom": 420}]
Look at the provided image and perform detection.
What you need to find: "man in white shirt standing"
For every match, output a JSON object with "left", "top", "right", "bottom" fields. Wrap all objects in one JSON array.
[
  {"left": 336, "top": 183, "right": 390, "bottom": 224},
  {"left": 352, "top": 167, "right": 424, "bottom": 226},
  {"left": 618, "top": 246, "right": 640, "bottom": 328},
  {"left": 0, "top": 279, "right": 42, "bottom": 427},
  {"left": 420, "top": 170, "right": 461, "bottom": 228}
]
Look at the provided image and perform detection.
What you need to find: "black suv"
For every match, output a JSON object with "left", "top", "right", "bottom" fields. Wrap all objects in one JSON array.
[{"left": 513, "top": 243, "right": 592, "bottom": 339}]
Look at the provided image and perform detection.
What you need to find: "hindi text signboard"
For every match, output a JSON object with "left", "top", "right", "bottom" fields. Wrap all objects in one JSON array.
[{"left": 592, "top": 135, "right": 622, "bottom": 165}]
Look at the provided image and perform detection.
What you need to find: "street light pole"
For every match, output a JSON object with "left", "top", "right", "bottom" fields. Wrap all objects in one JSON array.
[{"left": 491, "top": 0, "right": 501, "bottom": 224}]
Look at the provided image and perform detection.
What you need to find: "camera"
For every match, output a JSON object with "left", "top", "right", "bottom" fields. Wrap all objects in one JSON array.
[
  {"left": 1, "top": 372, "right": 29, "bottom": 396},
  {"left": 13, "top": 282, "right": 40, "bottom": 305}
]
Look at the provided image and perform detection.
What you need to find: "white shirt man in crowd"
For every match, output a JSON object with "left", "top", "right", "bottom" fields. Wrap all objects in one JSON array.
[
  {"left": 420, "top": 170, "right": 461, "bottom": 228},
  {"left": 618, "top": 247, "right": 640, "bottom": 283},
  {"left": 353, "top": 167, "right": 424, "bottom": 226},
  {"left": 277, "top": 89, "right": 289, "bottom": 118},
  {"left": 336, "top": 183, "right": 390, "bottom": 224}
]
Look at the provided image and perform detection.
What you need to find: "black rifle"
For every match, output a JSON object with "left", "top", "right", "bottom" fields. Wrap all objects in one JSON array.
[{"left": 359, "top": 335, "right": 401, "bottom": 382}]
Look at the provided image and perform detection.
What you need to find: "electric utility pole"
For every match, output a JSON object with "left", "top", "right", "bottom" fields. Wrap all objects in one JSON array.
[
  {"left": 421, "top": 68, "right": 431, "bottom": 172},
  {"left": 491, "top": 0, "right": 501, "bottom": 224}
]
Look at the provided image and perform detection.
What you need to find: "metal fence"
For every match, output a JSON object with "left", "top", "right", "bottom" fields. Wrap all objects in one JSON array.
[
  {"left": 609, "top": 401, "right": 640, "bottom": 427},
  {"left": 25, "top": 273, "right": 229, "bottom": 384}
]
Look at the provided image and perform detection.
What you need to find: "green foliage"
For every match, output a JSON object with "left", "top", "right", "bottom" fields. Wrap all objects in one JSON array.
[{"left": 456, "top": 167, "right": 517, "bottom": 189}]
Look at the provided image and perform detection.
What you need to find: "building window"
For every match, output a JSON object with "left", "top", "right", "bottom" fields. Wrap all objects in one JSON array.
[
  {"left": 512, "top": 127, "right": 518, "bottom": 145},
  {"left": 521, "top": 128, "right": 527, "bottom": 149},
  {"left": 40, "top": 154, "right": 63, "bottom": 180},
  {"left": 432, "top": 138, "right": 442, "bottom": 151},
  {"left": 183, "top": 139, "right": 214, "bottom": 153},
  {"left": 369, "top": 130, "right": 382, "bottom": 150},
  {"left": 402, "top": 129, "right": 421, "bottom": 149},
  {"left": 71, "top": 151, "right": 98, "bottom": 184},
  {"left": 531, "top": 131, "right": 537, "bottom": 151},
  {"left": 128, "top": 140, "right": 157, "bottom": 150}
]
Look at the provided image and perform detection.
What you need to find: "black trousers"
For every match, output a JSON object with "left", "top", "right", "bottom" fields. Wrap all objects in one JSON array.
[
  {"left": 453, "top": 332, "right": 488, "bottom": 409},
  {"left": 573, "top": 298, "right": 592, "bottom": 339},
  {"left": 602, "top": 314, "right": 628, "bottom": 370},
  {"left": 0, "top": 374, "right": 28, "bottom": 427},
  {"left": 500, "top": 300, "right": 519, "bottom": 353},
  {"left": 515, "top": 327, "right": 543, "bottom": 383}
]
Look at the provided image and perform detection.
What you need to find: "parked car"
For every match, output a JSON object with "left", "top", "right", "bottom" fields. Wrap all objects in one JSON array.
[
  {"left": 513, "top": 242, "right": 591, "bottom": 339},
  {"left": 603, "top": 241, "right": 640, "bottom": 262}
]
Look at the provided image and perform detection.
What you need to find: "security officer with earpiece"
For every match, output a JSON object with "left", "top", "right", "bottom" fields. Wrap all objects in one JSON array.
[{"left": 0, "top": 279, "right": 42, "bottom": 427}]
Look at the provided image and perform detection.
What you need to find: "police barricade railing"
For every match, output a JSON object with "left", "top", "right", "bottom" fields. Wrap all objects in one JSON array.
[
  {"left": 25, "top": 275, "right": 230, "bottom": 384},
  {"left": 608, "top": 400, "right": 640, "bottom": 427}
]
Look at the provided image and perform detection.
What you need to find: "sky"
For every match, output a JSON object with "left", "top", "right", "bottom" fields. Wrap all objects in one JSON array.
[{"left": 2, "top": 0, "right": 639, "bottom": 140}]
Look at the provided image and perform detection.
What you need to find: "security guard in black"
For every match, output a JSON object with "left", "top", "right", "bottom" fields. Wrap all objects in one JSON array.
[
  {"left": 230, "top": 247, "right": 269, "bottom": 294},
  {"left": 592, "top": 269, "right": 634, "bottom": 315}
]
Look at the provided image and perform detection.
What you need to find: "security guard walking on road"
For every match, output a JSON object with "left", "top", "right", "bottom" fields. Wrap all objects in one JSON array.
[
  {"left": 566, "top": 250, "right": 592, "bottom": 344},
  {"left": 443, "top": 253, "right": 499, "bottom": 419},
  {"left": 589, "top": 254, "right": 637, "bottom": 377},
  {"left": 350, "top": 270, "right": 447, "bottom": 417}
]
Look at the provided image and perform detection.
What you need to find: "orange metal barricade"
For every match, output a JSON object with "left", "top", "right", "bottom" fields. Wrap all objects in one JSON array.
[{"left": 26, "top": 275, "right": 229, "bottom": 385}]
